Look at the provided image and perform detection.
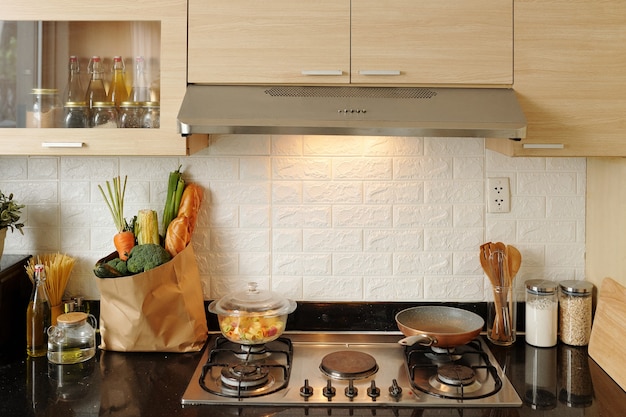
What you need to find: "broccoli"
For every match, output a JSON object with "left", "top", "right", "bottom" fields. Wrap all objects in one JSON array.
[
  {"left": 126, "top": 243, "right": 172, "bottom": 274},
  {"left": 107, "top": 258, "right": 129, "bottom": 275}
]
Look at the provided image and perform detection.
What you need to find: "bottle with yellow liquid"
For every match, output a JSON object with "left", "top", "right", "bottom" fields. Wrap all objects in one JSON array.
[{"left": 26, "top": 264, "right": 51, "bottom": 357}]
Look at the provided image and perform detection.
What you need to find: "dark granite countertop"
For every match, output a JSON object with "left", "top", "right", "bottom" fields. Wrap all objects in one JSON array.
[{"left": 1, "top": 334, "right": 625, "bottom": 417}]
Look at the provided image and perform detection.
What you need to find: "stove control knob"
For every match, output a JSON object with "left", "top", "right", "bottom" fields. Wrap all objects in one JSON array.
[
  {"left": 323, "top": 380, "right": 336, "bottom": 400},
  {"left": 388, "top": 379, "right": 403, "bottom": 399},
  {"left": 367, "top": 380, "right": 381, "bottom": 401},
  {"left": 344, "top": 380, "right": 358, "bottom": 399},
  {"left": 300, "top": 379, "right": 314, "bottom": 399}
]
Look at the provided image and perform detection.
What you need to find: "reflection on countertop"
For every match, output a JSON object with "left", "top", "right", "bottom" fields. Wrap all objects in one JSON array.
[{"left": 1, "top": 335, "right": 625, "bottom": 417}]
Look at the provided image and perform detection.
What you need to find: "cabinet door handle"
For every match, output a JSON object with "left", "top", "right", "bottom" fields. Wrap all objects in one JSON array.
[
  {"left": 301, "top": 70, "right": 343, "bottom": 76},
  {"left": 522, "top": 143, "right": 564, "bottom": 149},
  {"left": 358, "top": 70, "right": 401, "bottom": 76},
  {"left": 41, "top": 142, "right": 84, "bottom": 148}
]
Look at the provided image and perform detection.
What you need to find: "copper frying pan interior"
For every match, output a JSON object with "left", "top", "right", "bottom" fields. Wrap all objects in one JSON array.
[{"left": 395, "top": 306, "right": 484, "bottom": 347}]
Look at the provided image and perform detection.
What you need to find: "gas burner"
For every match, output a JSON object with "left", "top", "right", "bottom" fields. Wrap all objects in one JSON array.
[
  {"left": 234, "top": 344, "right": 272, "bottom": 360},
  {"left": 320, "top": 351, "right": 378, "bottom": 380},
  {"left": 198, "top": 336, "right": 292, "bottom": 398},
  {"left": 405, "top": 340, "right": 503, "bottom": 400},
  {"left": 436, "top": 364, "right": 476, "bottom": 386},
  {"left": 221, "top": 364, "right": 270, "bottom": 389}
]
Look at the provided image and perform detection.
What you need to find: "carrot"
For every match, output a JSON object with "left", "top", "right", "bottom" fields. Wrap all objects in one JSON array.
[{"left": 113, "top": 230, "right": 135, "bottom": 261}]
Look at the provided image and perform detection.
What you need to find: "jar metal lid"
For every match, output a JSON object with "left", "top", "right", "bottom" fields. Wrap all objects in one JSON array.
[
  {"left": 525, "top": 279, "right": 558, "bottom": 293},
  {"left": 559, "top": 280, "right": 594, "bottom": 294},
  {"left": 93, "top": 101, "right": 116, "bottom": 108},
  {"left": 56, "top": 312, "right": 88, "bottom": 326},
  {"left": 64, "top": 101, "right": 87, "bottom": 107},
  {"left": 120, "top": 101, "right": 143, "bottom": 108},
  {"left": 31, "top": 88, "right": 59, "bottom": 95}
]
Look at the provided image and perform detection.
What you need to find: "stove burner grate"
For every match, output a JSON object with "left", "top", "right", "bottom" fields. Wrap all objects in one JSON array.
[
  {"left": 405, "top": 339, "right": 503, "bottom": 400},
  {"left": 199, "top": 336, "right": 293, "bottom": 398}
]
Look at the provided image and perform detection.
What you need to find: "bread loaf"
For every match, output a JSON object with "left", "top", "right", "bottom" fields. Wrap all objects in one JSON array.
[
  {"left": 177, "top": 183, "right": 203, "bottom": 234},
  {"left": 164, "top": 216, "right": 191, "bottom": 257}
]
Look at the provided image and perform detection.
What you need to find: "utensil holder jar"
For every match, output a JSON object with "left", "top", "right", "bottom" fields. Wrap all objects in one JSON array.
[{"left": 487, "top": 285, "right": 516, "bottom": 346}]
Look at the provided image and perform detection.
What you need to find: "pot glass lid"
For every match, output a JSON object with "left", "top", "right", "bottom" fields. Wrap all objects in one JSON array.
[{"left": 208, "top": 281, "right": 297, "bottom": 316}]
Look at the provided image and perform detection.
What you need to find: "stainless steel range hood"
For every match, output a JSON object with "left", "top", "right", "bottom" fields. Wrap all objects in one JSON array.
[{"left": 177, "top": 85, "right": 526, "bottom": 139}]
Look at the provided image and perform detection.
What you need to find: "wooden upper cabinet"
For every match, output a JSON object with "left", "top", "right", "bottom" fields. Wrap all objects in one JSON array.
[
  {"left": 188, "top": 0, "right": 512, "bottom": 86},
  {"left": 0, "top": 0, "right": 206, "bottom": 156},
  {"left": 487, "top": 0, "right": 626, "bottom": 157},
  {"left": 351, "top": 0, "right": 513, "bottom": 86},
  {"left": 188, "top": 0, "right": 351, "bottom": 84}
]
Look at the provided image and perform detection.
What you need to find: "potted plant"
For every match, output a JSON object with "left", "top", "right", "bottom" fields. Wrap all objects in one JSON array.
[{"left": 0, "top": 191, "right": 25, "bottom": 257}]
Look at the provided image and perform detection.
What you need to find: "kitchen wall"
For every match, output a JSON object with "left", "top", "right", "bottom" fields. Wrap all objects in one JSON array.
[{"left": 0, "top": 136, "right": 586, "bottom": 302}]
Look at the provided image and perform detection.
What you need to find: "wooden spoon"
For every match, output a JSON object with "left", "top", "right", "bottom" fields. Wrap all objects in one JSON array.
[{"left": 506, "top": 245, "right": 522, "bottom": 284}]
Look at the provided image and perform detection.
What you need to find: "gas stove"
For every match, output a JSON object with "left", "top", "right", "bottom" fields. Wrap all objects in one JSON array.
[{"left": 181, "top": 332, "right": 521, "bottom": 410}]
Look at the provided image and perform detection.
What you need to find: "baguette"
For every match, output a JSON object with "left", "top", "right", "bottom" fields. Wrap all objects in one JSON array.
[
  {"left": 177, "top": 183, "right": 203, "bottom": 234},
  {"left": 164, "top": 216, "right": 191, "bottom": 257}
]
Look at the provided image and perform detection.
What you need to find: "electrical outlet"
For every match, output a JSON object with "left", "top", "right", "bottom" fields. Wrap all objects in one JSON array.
[{"left": 487, "top": 177, "right": 511, "bottom": 213}]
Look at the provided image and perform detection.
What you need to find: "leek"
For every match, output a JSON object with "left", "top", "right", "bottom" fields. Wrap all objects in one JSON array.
[{"left": 162, "top": 166, "right": 184, "bottom": 235}]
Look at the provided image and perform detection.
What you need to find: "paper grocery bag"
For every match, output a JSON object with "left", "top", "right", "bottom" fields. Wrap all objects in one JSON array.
[{"left": 95, "top": 244, "right": 208, "bottom": 352}]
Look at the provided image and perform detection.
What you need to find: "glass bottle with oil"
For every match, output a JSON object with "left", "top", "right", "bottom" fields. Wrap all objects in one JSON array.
[{"left": 26, "top": 264, "right": 51, "bottom": 357}]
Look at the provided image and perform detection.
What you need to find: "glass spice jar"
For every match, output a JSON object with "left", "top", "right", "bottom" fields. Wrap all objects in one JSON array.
[
  {"left": 27, "top": 88, "right": 63, "bottom": 128},
  {"left": 91, "top": 101, "right": 119, "bottom": 128},
  {"left": 559, "top": 280, "right": 594, "bottom": 346},
  {"left": 63, "top": 101, "right": 89, "bottom": 128},
  {"left": 141, "top": 101, "right": 160, "bottom": 128},
  {"left": 119, "top": 101, "right": 144, "bottom": 128}
]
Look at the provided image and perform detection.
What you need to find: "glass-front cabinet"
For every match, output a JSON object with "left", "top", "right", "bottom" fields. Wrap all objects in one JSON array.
[{"left": 0, "top": 0, "right": 206, "bottom": 155}]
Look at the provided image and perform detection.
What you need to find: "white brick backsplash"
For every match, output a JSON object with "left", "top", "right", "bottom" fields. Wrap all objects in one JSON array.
[
  {"left": 0, "top": 142, "right": 586, "bottom": 302},
  {"left": 304, "top": 181, "right": 362, "bottom": 203},
  {"left": 304, "top": 135, "right": 364, "bottom": 156},
  {"left": 273, "top": 206, "right": 331, "bottom": 228},
  {"left": 364, "top": 276, "right": 423, "bottom": 300},
  {"left": 424, "top": 276, "right": 484, "bottom": 300},
  {"left": 395, "top": 157, "right": 452, "bottom": 179},
  {"left": 395, "top": 252, "right": 452, "bottom": 275},
  {"left": 333, "top": 253, "right": 393, "bottom": 276},
  {"left": 333, "top": 205, "right": 392, "bottom": 228},
  {"left": 364, "top": 136, "right": 422, "bottom": 156},
  {"left": 0, "top": 157, "right": 27, "bottom": 179},
  {"left": 272, "top": 158, "right": 331, "bottom": 180},
  {"left": 364, "top": 181, "right": 423, "bottom": 204},
  {"left": 333, "top": 158, "right": 392, "bottom": 180},
  {"left": 303, "top": 276, "right": 363, "bottom": 300},
  {"left": 304, "top": 229, "right": 362, "bottom": 252}
]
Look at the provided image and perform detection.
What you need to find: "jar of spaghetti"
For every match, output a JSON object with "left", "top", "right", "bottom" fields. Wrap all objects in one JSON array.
[{"left": 559, "top": 280, "right": 593, "bottom": 346}]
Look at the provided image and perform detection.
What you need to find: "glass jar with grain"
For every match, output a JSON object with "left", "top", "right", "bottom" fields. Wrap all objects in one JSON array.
[{"left": 559, "top": 280, "right": 594, "bottom": 346}]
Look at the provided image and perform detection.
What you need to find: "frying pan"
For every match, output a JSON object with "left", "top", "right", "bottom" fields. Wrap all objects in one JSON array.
[{"left": 395, "top": 306, "right": 484, "bottom": 348}]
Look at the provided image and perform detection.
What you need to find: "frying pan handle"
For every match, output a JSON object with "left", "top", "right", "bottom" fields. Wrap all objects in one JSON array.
[{"left": 397, "top": 334, "right": 437, "bottom": 347}]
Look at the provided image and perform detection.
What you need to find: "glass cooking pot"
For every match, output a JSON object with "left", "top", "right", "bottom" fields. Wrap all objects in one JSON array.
[
  {"left": 47, "top": 312, "right": 97, "bottom": 364},
  {"left": 208, "top": 282, "right": 297, "bottom": 345}
]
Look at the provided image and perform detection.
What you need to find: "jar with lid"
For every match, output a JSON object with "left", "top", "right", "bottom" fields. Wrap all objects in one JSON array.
[
  {"left": 525, "top": 279, "right": 558, "bottom": 347},
  {"left": 119, "top": 101, "right": 144, "bottom": 128},
  {"left": 63, "top": 101, "right": 89, "bottom": 128},
  {"left": 26, "top": 88, "right": 62, "bottom": 128},
  {"left": 141, "top": 101, "right": 160, "bottom": 128},
  {"left": 47, "top": 312, "right": 97, "bottom": 364},
  {"left": 559, "top": 280, "right": 594, "bottom": 346},
  {"left": 91, "top": 101, "right": 119, "bottom": 128}
]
